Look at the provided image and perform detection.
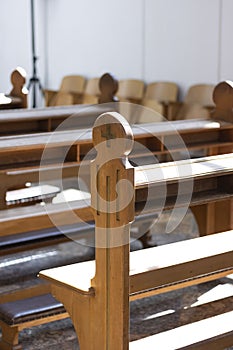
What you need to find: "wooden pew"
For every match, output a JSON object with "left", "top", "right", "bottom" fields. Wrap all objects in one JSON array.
[
  {"left": 0, "top": 82, "right": 231, "bottom": 254},
  {"left": 0, "top": 117, "right": 232, "bottom": 169},
  {"left": 38, "top": 112, "right": 233, "bottom": 349},
  {"left": 0, "top": 112, "right": 233, "bottom": 348},
  {"left": 0, "top": 68, "right": 28, "bottom": 110},
  {"left": 0, "top": 72, "right": 118, "bottom": 135},
  {"left": 0, "top": 80, "right": 231, "bottom": 346},
  {"left": 0, "top": 110, "right": 232, "bottom": 255},
  {"left": 0, "top": 110, "right": 231, "bottom": 239},
  {"left": 0, "top": 78, "right": 231, "bottom": 137}
]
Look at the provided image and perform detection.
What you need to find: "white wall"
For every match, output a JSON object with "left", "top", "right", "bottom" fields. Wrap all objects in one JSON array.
[
  {"left": 45, "top": 0, "right": 144, "bottom": 89},
  {"left": 0, "top": 0, "right": 45, "bottom": 106},
  {"left": 220, "top": 0, "right": 233, "bottom": 81},
  {"left": 0, "top": 0, "right": 31, "bottom": 92},
  {"left": 1, "top": 0, "right": 232, "bottom": 103},
  {"left": 144, "top": 0, "right": 220, "bottom": 97}
]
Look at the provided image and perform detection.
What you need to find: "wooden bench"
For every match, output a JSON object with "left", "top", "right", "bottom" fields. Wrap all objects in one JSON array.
[
  {"left": 0, "top": 78, "right": 231, "bottom": 137},
  {"left": 0, "top": 72, "right": 118, "bottom": 135},
  {"left": 0, "top": 100, "right": 231, "bottom": 253},
  {"left": 0, "top": 115, "right": 233, "bottom": 348},
  {"left": 0, "top": 294, "right": 68, "bottom": 350},
  {"left": 1, "top": 229, "right": 232, "bottom": 350},
  {"left": 0, "top": 112, "right": 232, "bottom": 242},
  {"left": 37, "top": 112, "right": 233, "bottom": 350},
  {"left": 0, "top": 82, "right": 232, "bottom": 348}
]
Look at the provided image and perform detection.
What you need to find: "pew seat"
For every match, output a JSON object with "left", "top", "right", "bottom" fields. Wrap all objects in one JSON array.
[
  {"left": 41, "top": 230, "right": 233, "bottom": 299},
  {"left": 0, "top": 222, "right": 95, "bottom": 256},
  {"left": 6, "top": 184, "right": 60, "bottom": 207},
  {"left": 130, "top": 310, "right": 233, "bottom": 349},
  {"left": 0, "top": 230, "right": 233, "bottom": 350},
  {"left": 0, "top": 294, "right": 68, "bottom": 350},
  {"left": 1, "top": 230, "right": 232, "bottom": 350}
]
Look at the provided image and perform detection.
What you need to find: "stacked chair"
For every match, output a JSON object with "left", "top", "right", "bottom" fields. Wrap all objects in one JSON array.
[
  {"left": 44, "top": 75, "right": 86, "bottom": 106},
  {"left": 116, "top": 79, "right": 145, "bottom": 104},
  {"left": 43, "top": 74, "right": 216, "bottom": 124},
  {"left": 142, "top": 81, "right": 178, "bottom": 115},
  {"left": 167, "top": 83, "right": 215, "bottom": 120},
  {"left": 82, "top": 77, "right": 100, "bottom": 104}
]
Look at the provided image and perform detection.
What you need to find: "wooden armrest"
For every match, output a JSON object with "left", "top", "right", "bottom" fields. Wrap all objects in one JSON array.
[{"left": 39, "top": 260, "right": 95, "bottom": 295}]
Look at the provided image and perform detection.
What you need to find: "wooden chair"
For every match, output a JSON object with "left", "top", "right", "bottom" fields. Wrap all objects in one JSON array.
[
  {"left": 82, "top": 77, "right": 100, "bottom": 104},
  {"left": 44, "top": 75, "right": 86, "bottom": 106},
  {"left": 168, "top": 83, "right": 215, "bottom": 120},
  {"left": 116, "top": 79, "right": 144, "bottom": 104},
  {"left": 142, "top": 81, "right": 178, "bottom": 118}
]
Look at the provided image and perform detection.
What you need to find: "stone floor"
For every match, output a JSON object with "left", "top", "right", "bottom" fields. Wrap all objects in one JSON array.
[{"left": 0, "top": 209, "right": 233, "bottom": 349}]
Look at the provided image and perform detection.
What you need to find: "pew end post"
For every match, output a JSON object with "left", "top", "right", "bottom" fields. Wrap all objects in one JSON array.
[
  {"left": 40, "top": 111, "right": 135, "bottom": 349},
  {"left": 9, "top": 67, "right": 28, "bottom": 109}
]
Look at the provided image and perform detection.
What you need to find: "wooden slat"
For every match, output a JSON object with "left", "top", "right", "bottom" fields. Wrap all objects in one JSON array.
[
  {"left": 130, "top": 230, "right": 233, "bottom": 295},
  {"left": 40, "top": 230, "right": 233, "bottom": 297},
  {"left": 129, "top": 311, "right": 233, "bottom": 350}
]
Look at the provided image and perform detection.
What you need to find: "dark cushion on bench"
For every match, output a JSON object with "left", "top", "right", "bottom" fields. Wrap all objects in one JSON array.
[
  {"left": 0, "top": 222, "right": 95, "bottom": 250},
  {"left": 0, "top": 294, "right": 65, "bottom": 325}
]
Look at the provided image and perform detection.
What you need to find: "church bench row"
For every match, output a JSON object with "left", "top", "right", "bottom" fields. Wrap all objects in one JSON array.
[
  {"left": 0, "top": 152, "right": 232, "bottom": 236},
  {"left": 37, "top": 113, "right": 233, "bottom": 350},
  {"left": 0, "top": 78, "right": 231, "bottom": 136},
  {"left": 0, "top": 229, "right": 232, "bottom": 350},
  {"left": 0, "top": 104, "right": 107, "bottom": 135},
  {"left": 0, "top": 118, "right": 231, "bottom": 240},
  {"left": 0, "top": 113, "right": 232, "bottom": 349},
  {"left": 0, "top": 149, "right": 232, "bottom": 254},
  {"left": 0, "top": 116, "right": 231, "bottom": 259},
  {"left": 0, "top": 72, "right": 119, "bottom": 135},
  {"left": 0, "top": 118, "right": 232, "bottom": 170},
  {"left": 0, "top": 146, "right": 232, "bottom": 257}
]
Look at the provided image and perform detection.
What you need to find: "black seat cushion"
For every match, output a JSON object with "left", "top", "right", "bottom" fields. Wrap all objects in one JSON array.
[{"left": 0, "top": 294, "right": 65, "bottom": 325}]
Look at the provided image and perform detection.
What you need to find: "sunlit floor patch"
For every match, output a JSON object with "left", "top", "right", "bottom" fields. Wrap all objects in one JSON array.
[
  {"left": 184, "top": 282, "right": 233, "bottom": 309},
  {"left": 0, "top": 251, "right": 58, "bottom": 268}
]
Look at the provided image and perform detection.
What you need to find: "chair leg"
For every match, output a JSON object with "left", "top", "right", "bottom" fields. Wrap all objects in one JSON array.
[{"left": 0, "top": 323, "right": 22, "bottom": 350}]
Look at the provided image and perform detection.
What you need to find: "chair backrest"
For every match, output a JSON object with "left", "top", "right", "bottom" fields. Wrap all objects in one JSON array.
[
  {"left": 144, "top": 81, "right": 178, "bottom": 103},
  {"left": 84, "top": 77, "right": 100, "bottom": 96},
  {"left": 177, "top": 84, "right": 215, "bottom": 120},
  {"left": 184, "top": 84, "right": 215, "bottom": 106},
  {"left": 60, "top": 75, "right": 86, "bottom": 94},
  {"left": 51, "top": 92, "right": 74, "bottom": 106},
  {"left": 117, "top": 79, "right": 144, "bottom": 101}
]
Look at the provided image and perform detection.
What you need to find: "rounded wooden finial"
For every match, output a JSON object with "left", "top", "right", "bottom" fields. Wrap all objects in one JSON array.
[
  {"left": 98, "top": 73, "right": 118, "bottom": 103},
  {"left": 213, "top": 80, "right": 233, "bottom": 109},
  {"left": 212, "top": 80, "right": 233, "bottom": 122},
  {"left": 11, "top": 67, "right": 26, "bottom": 88},
  {"left": 92, "top": 112, "right": 133, "bottom": 156}
]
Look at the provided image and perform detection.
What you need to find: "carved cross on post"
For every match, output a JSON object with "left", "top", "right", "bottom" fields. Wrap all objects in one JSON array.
[{"left": 101, "top": 124, "right": 116, "bottom": 147}]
